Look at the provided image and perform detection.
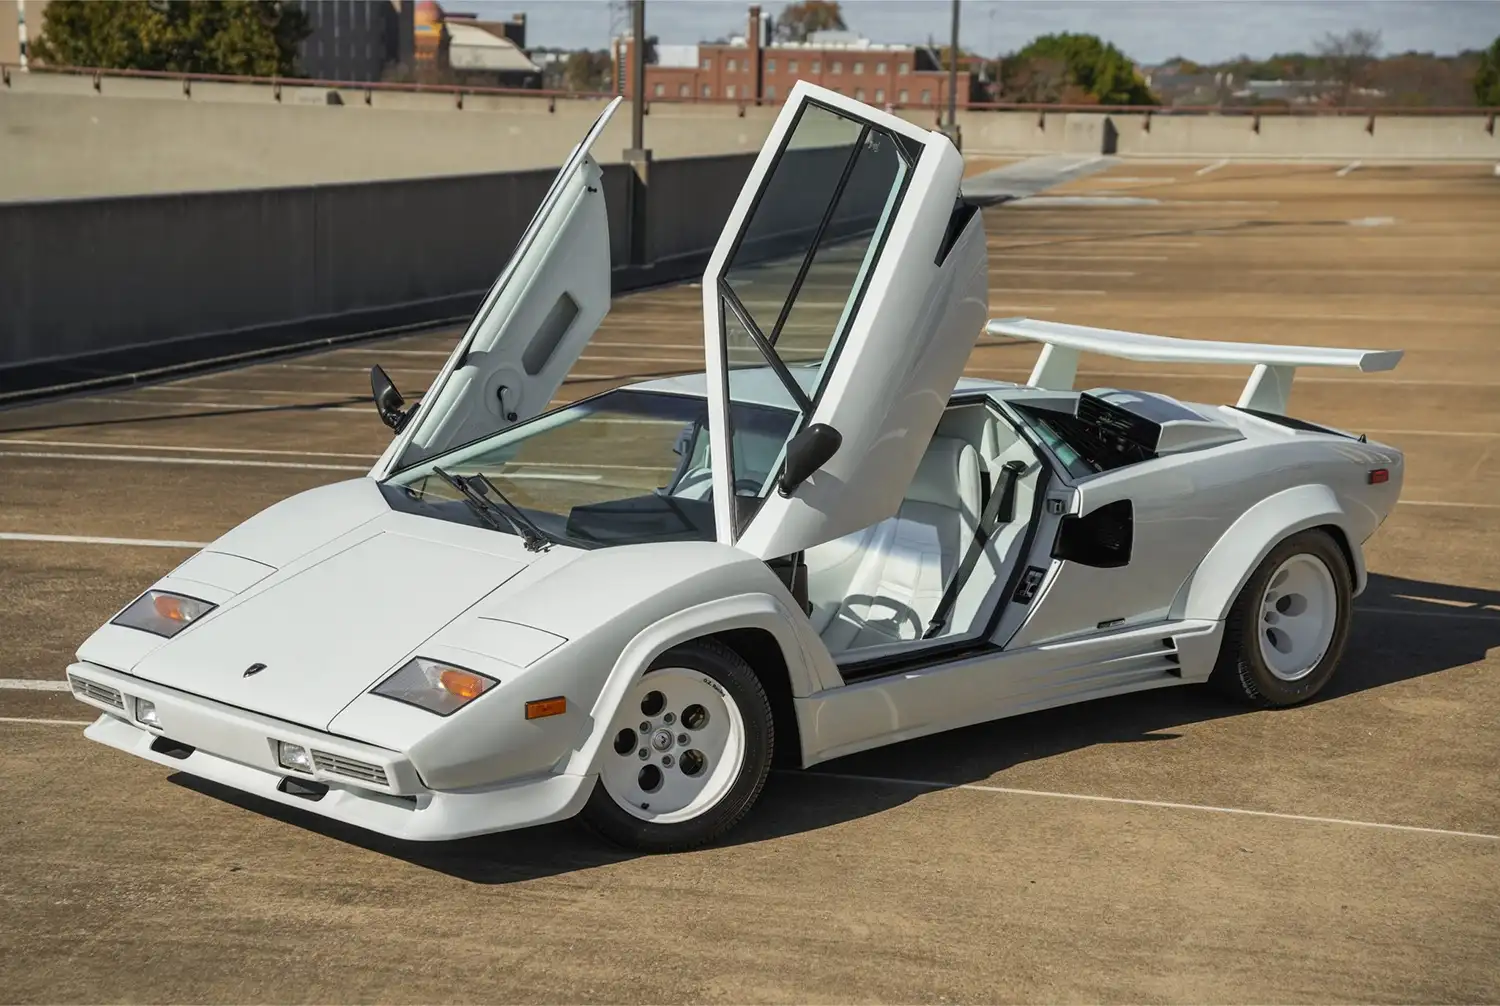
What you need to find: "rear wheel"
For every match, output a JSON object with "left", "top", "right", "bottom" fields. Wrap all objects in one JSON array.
[
  {"left": 581, "top": 640, "right": 773, "bottom": 852},
  {"left": 1211, "top": 529, "right": 1352, "bottom": 708}
]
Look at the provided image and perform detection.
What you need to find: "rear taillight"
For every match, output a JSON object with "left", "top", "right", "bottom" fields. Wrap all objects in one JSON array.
[{"left": 1368, "top": 468, "right": 1389, "bottom": 484}]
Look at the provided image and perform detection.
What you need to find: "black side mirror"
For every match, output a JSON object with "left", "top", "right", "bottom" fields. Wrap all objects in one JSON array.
[
  {"left": 778, "top": 423, "right": 842, "bottom": 497},
  {"left": 370, "top": 365, "right": 412, "bottom": 433}
]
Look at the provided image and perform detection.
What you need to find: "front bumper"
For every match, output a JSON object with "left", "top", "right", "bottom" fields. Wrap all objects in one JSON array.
[{"left": 66, "top": 662, "right": 594, "bottom": 842}]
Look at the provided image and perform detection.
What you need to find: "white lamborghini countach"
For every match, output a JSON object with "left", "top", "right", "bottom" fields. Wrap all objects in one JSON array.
[{"left": 68, "top": 84, "right": 1406, "bottom": 851}]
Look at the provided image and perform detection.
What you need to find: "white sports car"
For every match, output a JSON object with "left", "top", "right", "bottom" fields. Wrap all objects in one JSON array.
[{"left": 67, "top": 84, "right": 1405, "bottom": 852}]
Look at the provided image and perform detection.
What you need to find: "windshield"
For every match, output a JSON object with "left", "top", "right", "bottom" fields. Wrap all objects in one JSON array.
[{"left": 382, "top": 389, "right": 798, "bottom": 548}]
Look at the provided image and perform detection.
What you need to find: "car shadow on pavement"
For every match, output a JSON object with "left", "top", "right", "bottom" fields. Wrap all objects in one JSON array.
[{"left": 170, "top": 571, "right": 1499, "bottom": 883}]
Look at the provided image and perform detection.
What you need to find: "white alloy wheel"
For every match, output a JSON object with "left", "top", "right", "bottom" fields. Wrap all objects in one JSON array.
[
  {"left": 1257, "top": 553, "right": 1338, "bottom": 682},
  {"left": 600, "top": 667, "right": 747, "bottom": 824}
]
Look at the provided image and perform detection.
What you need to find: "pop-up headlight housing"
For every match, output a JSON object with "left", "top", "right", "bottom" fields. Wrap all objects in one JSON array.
[
  {"left": 111, "top": 591, "right": 216, "bottom": 638},
  {"left": 372, "top": 657, "right": 497, "bottom": 716}
]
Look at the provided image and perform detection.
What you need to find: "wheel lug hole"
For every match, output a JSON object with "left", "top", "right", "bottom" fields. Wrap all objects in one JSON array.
[
  {"left": 637, "top": 748, "right": 648, "bottom": 759},
  {"left": 661, "top": 754, "right": 674, "bottom": 768},
  {"left": 663, "top": 712, "right": 676, "bottom": 725},
  {"left": 678, "top": 732, "right": 690, "bottom": 746},
  {"left": 639, "top": 721, "right": 650, "bottom": 734}
]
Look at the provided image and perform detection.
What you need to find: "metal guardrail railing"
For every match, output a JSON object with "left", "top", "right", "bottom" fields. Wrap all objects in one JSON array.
[{"left": 3, "top": 62, "right": 1499, "bottom": 123}]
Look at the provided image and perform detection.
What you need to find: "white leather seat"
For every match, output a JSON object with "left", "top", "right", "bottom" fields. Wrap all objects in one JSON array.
[{"left": 807, "top": 436, "right": 983, "bottom": 654}]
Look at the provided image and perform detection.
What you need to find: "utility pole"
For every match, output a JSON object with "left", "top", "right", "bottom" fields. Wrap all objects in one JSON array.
[
  {"left": 631, "top": 0, "right": 645, "bottom": 152},
  {"left": 946, "top": 0, "right": 961, "bottom": 150},
  {"left": 625, "top": 0, "right": 651, "bottom": 268}
]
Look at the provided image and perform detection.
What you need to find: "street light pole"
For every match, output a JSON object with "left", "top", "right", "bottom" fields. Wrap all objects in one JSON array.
[
  {"left": 946, "top": 0, "right": 961, "bottom": 149},
  {"left": 631, "top": 0, "right": 645, "bottom": 151},
  {"left": 625, "top": 0, "right": 651, "bottom": 268}
]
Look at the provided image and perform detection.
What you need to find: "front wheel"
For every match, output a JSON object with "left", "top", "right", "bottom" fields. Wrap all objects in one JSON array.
[
  {"left": 580, "top": 640, "right": 773, "bottom": 852},
  {"left": 1210, "top": 529, "right": 1352, "bottom": 708}
]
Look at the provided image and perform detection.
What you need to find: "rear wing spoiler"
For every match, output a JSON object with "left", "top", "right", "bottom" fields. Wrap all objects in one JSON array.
[{"left": 985, "top": 317, "right": 1403, "bottom": 415}]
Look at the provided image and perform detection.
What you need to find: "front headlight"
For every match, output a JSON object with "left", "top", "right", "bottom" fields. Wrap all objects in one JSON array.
[
  {"left": 110, "top": 590, "right": 216, "bottom": 638},
  {"left": 372, "top": 657, "right": 497, "bottom": 716}
]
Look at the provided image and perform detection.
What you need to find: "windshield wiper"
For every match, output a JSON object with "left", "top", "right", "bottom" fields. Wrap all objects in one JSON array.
[
  {"left": 469, "top": 472, "right": 558, "bottom": 553},
  {"left": 430, "top": 466, "right": 551, "bottom": 552}
]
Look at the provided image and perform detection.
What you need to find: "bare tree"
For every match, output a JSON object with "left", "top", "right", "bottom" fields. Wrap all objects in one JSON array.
[{"left": 1316, "top": 29, "right": 1382, "bottom": 106}]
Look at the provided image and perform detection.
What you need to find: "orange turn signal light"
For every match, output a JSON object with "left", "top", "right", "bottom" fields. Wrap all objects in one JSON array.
[
  {"left": 152, "top": 594, "right": 191, "bottom": 622},
  {"left": 439, "top": 669, "right": 488, "bottom": 700},
  {"left": 525, "top": 696, "right": 567, "bottom": 720}
]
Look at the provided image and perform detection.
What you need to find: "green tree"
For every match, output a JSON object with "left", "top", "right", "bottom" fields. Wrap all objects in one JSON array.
[
  {"left": 1476, "top": 36, "right": 1500, "bottom": 105},
  {"left": 774, "top": 1, "right": 846, "bottom": 43},
  {"left": 30, "top": 0, "right": 309, "bottom": 77},
  {"left": 564, "top": 50, "right": 613, "bottom": 93},
  {"left": 1001, "top": 33, "right": 1155, "bottom": 105}
]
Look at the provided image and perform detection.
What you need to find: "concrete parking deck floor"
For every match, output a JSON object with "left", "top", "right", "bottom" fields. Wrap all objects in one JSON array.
[{"left": 2, "top": 161, "right": 1497, "bottom": 1003}]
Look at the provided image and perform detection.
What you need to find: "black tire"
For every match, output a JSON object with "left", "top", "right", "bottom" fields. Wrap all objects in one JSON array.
[
  {"left": 580, "top": 640, "right": 774, "bottom": 853},
  {"left": 1210, "top": 529, "right": 1352, "bottom": 708}
]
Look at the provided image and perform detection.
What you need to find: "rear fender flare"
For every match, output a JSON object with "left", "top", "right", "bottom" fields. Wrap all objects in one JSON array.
[
  {"left": 1174, "top": 483, "right": 1366, "bottom": 623},
  {"left": 562, "top": 592, "right": 823, "bottom": 777}
]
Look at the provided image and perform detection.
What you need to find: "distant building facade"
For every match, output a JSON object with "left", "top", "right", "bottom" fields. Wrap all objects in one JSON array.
[
  {"left": 613, "top": 5, "right": 970, "bottom": 109},
  {"left": 295, "top": 0, "right": 414, "bottom": 82},
  {"left": 444, "top": 11, "right": 540, "bottom": 88}
]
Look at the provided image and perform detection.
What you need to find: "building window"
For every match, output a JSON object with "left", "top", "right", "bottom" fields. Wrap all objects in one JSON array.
[
  {"left": 853, "top": 61, "right": 863, "bottom": 74},
  {"left": 766, "top": 84, "right": 776, "bottom": 100},
  {"left": 789, "top": 59, "right": 798, "bottom": 72},
  {"left": 654, "top": 82, "right": 665, "bottom": 97},
  {"left": 899, "top": 62, "right": 910, "bottom": 75},
  {"left": 855, "top": 88, "right": 865, "bottom": 100},
  {"left": 899, "top": 89, "right": 909, "bottom": 103},
  {"left": 726, "top": 84, "right": 736, "bottom": 98},
  {"left": 830, "top": 60, "right": 842, "bottom": 74},
  {"left": 680, "top": 83, "right": 689, "bottom": 96},
  {"left": 767, "top": 58, "right": 776, "bottom": 71},
  {"left": 921, "top": 89, "right": 932, "bottom": 104},
  {"left": 876, "top": 62, "right": 887, "bottom": 75},
  {"left": 727, "top": 58, "right": 737, "bottom": 72},
  {"left": 875, "top": 88, "right": 884, "bottom": 102},
  {"left": 811, "top": 60, "right": 820, "bottom": 73},
  {"left": 702, "top": 84, "right": 711, "bottom": 97},
  {"left": 701, "top": 58, "right": 711, "bottom": 70}
]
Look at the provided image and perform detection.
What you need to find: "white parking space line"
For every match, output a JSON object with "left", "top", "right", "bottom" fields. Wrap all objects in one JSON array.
[
  {"left": 989, "top": 269, "right": 1136, "bottom": 277},
  {"left": 153, "top": 384, "right": 371, "bottom": 398},
  {"left": 1337, "top": 160, "right": 1363, "bottom": 177},
  {"left": 802, "top": 771, "right": 1500, "bottom": 842},
  {"left": 1357, "top": 605, "right": 1500, "bottom": 622},
  {"left": 0, "top": 679, "right": 71, "bottom": 691},
  {"left": 1400, "top": 499, "right": 1500, "bottom": 510},
  {"left": 0, "top": 717, "right": 93, "bottom": 727},
  {"left": 84, "top": 397, "right": 370, "bottom": 414},
  {"left": 0, "top": 450, "right": 366, "bottom": 472},
  {"left": 992, "top": 253, "right": 1170, "bottom": 262},
  {"left": 0, "top": 438, "right": 378, "bottom": 459},
  {"left": 0, "top": 532, "right": 207, "bottom": 548},
  {"left": 1196, "top": 159, "right": 1229, "bottom": 176},
  {"left": 1362, "top": 429, "right": 1500, "bottom": 439}
]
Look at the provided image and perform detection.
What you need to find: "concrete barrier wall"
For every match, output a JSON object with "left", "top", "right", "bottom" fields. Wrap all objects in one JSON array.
[
  {"left": 0, "top": 90, "right": 783, "bottom": 200},
  {"left": 0, "top": 162, "right": 643, "bottom": 370},
  {"left": 5, "top": 79, "right": 1494, "bottom": 201},
  {"left": 957, "top": 109, "right": 1500, "bottom": 161}
]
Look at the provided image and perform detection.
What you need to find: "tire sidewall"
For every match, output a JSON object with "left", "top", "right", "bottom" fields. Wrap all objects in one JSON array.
[
  {"left": 1234, "top": 530, "right": 1353, "bottom": 706},
  {"left": 581, "top": 641, "right": 773, "bottom": 852}
]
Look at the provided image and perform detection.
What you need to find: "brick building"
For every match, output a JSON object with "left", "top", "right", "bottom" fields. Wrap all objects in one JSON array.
[{"left": 613, "top": 5, "right": 970, "bottom": 110}]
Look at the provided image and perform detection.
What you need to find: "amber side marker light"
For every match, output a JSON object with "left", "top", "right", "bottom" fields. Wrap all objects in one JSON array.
[
  {"left": 525, "top": 696, "right": 567, "bottom": 720},
  {"left": 1368, "top": 469, "right": 1390, "bottom": 485}
]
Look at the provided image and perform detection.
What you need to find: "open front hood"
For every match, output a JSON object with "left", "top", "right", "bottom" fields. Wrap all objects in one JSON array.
[{"left": 79, "top": 479, "right": 580, "bottom": 732}]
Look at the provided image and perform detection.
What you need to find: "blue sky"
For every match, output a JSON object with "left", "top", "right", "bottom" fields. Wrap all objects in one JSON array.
[{"left": 463, "top": 0, "right": 1500, "bottom": 63}]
